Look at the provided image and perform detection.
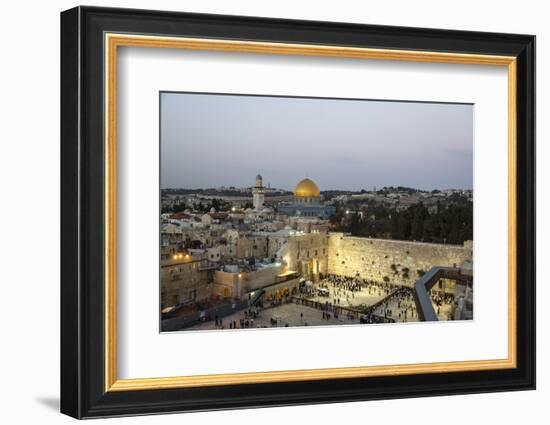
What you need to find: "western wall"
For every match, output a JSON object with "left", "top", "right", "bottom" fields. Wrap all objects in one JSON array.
[{"left": 327, "top": 233, "right": 473, "bottom": 286}]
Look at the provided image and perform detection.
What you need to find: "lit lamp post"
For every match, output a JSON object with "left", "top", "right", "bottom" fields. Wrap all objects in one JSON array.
[{"left": 237, "top": 273, "right": 243, "bottom": 299}]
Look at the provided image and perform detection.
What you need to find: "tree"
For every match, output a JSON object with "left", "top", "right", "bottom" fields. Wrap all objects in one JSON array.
[
  {"left": 329, "top": 210, "right": 344, "bottom": 227},
  {"left": 410, "top": 203, "right": 427, "bottom": 241},
  {"left": 349, "top": 212, "right": 362, "bottom": 236},
  {"left": 171, "top": 203, "right": 187, "bottom": 213},
  {"left": 333, "top": 199, "right": 472, "bottom": 244},
  {"left": 211, "top": 198, "right": 221, "bottom": 211},
  {"left": 395, "top": 213, "right": 411, "bottom": 240}
]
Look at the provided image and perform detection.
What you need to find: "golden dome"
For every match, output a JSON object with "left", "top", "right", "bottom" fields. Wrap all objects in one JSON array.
[{"left": 293, "top": 178, "right": 321, "bottom": 198}]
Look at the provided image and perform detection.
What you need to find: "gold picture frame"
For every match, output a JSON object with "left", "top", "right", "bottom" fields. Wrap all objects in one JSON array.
[{"left": 104, "top": 33, "right": 517, "bottom": 392}]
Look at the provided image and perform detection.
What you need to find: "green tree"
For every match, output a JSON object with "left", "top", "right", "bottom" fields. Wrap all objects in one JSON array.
[
  {"left": 410, "top": 203, "right": 427, "bottom": 241},
  {"left": 349, "top": 212, "right": 362, "bottom": 236}
]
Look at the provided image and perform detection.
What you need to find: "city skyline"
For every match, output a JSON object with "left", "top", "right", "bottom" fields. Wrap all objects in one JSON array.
[
  {"left": 161, "top": 92, "right": 473, "bottom": 191},
  {"left": 161, "top": 181, "right": 472, "bottom": 192},
  {"left": 160, "top": 92, "right": 474, "bottom": 331}
]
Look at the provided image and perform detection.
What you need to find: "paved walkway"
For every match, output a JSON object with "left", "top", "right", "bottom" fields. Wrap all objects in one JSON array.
[
  {"left": 301, "top": 284, "right": 386, "bottom": 309},
  {"left": 372, "top": 295, "right": 420, "bottom": 323},
  {"left": 433, "top": 302, "right": 454, "bottom": 320},
  {"left": 187, "top": 302, "right": 360, "bottom": 331}
]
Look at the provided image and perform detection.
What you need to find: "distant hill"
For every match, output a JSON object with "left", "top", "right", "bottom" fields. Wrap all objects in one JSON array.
[{"left": 162, "top": 188, "right": 292, "bottom": 197}]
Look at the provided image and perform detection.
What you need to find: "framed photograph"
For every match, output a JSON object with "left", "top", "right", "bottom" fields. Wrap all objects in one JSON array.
[{"left": 60, "top": 6, "right": 535, "bottom": 419}]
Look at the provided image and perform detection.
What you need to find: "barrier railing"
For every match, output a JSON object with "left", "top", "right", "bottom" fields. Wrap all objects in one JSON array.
[{"left": 413, "top": 266, "right": 472, "bottom": 321}]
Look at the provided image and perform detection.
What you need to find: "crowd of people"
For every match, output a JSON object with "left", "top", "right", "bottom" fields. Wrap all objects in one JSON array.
[
  {"left": 299, "top": 274, "right": 400, "bottom": 309},
  {"left": 294, "top": 274, "right": 413, "bottom": 323},
  {"left": 214, "top": 306, "right": 263, "bottom": 330},
  {"left": 322, "top": 274, "right": 399, "bottom": 295},
  {"left": 359, "top": 313, "right": 394, "bottom": 324},
  {"left": 372, "top": 287, "right": 418, "bottom": 322},
  {"left": 430, "top": 292, "right": 456, "bottom": 319},
  {"left": 206, "top": 275, "right": 440, "bottom": 330}
]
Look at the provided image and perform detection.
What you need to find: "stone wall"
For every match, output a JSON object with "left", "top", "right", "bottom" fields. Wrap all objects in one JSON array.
[
  {"left": 262, "top": 277, "right": 302, "bottom": 299},
  {"left": 327, "top": 233, "right": 472, "bottom": 287},
  {"left": 213, "top": 264, "right": 285, "bottom": 297},
  {"left": 279, "top": 232, "right": 329, "bottom": 279},
  {"left": 243, "top": 265, "right": 285, "bottom": 292}
]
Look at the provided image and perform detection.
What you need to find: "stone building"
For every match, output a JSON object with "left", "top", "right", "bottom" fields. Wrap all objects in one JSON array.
[
  {"left": 278, "top": 231, "right": 330, "bottom": 281},
  {"left": 223, "top": 234, "right": 270, "bottom": 259},
  {"left": 160, "top": 249, "right": 216, "bottom": 309},
  {"left": 213, "top": 262, "right": 282, "bottom": 295},
  {"left": 160, "top": 230, "right": 184, "bottom": 250},
  {"left": 288, "top": 216, "right": 331, "bottom": 234},
  {"left": 252, "top": 174, "right": 265, "bottom": 209},
  {"left": 277, "top": 178, "right": 336, "bottom": 219}
]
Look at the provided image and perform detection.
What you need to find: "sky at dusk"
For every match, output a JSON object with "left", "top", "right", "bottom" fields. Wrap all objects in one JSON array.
[{"left": 160, "top": 92, "right": 473, "bottom": 191}]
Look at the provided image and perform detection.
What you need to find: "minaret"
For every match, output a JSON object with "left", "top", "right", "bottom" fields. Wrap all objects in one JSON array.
[{"left": 252, "top": 174, "right": 265, "bottom": 209}]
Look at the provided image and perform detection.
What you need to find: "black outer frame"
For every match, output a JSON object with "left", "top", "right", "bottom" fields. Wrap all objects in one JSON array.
[{"left": 60, "top": 6, "right": 535, "bottom": 419}]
